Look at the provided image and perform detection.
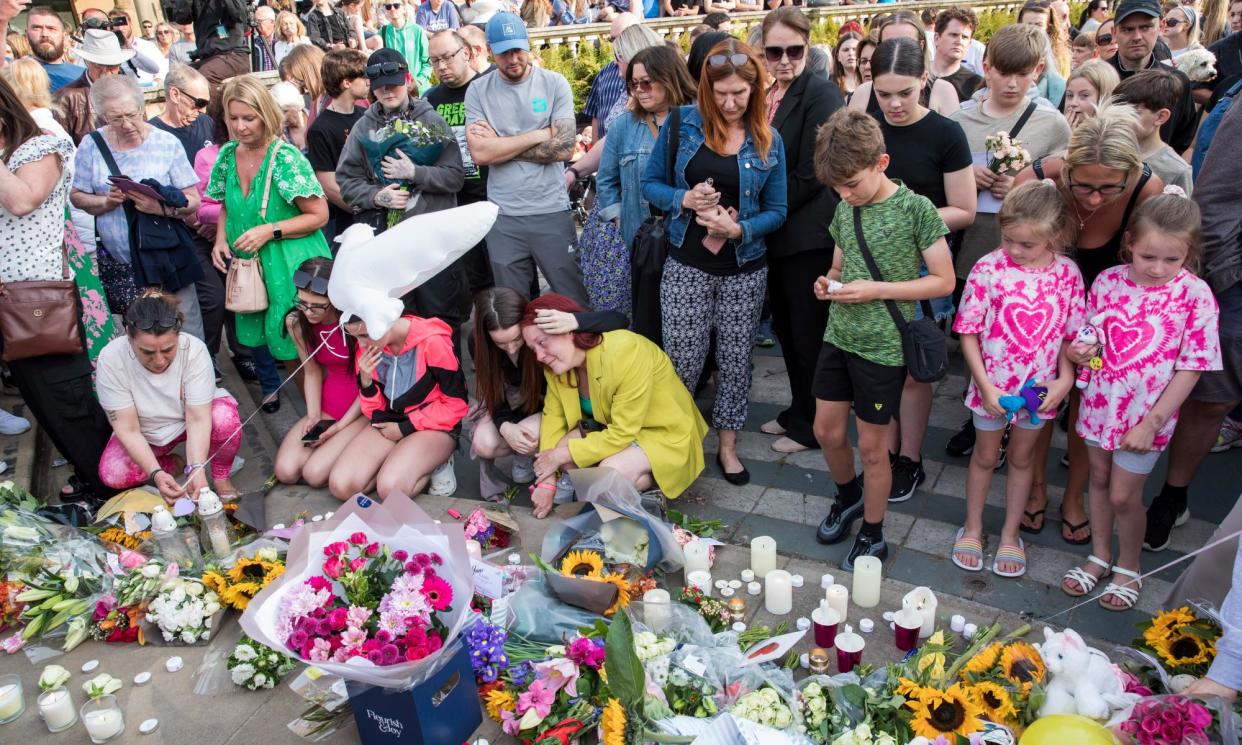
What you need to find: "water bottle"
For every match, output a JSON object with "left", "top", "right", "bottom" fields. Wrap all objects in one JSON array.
[{"left": 150, "top": 505, "right": 203, "bottom": 573}]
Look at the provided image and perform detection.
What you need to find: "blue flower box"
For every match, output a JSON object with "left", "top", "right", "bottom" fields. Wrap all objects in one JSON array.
[{"left": 346, "top": 642, "right": 481, "bottom": 745}]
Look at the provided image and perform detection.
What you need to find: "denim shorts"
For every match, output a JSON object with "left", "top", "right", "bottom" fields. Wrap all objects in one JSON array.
[
  {"left": 1084, "top": 439, "right": 1162, "bottom": 475},
  {"left": 914, "top": 262, "right": 955, "bottom": 322},
  {"left": 973, "top": 411, "right": 1046, "bottom": 432}
]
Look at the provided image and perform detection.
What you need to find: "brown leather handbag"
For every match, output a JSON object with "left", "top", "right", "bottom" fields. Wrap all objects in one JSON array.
[
  {"left": 0, "top": 247, "right": 84, "bottom": 361},
  {"left": 224, "top": 147, "right": 275, "bottom": 314}
]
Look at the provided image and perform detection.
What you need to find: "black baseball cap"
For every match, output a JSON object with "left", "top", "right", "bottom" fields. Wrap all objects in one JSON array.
[
  {"left": 1115, "top": 0, "right": 1162, "bottom": 22},
  {"left": 365, "top": 48, "right": 409, "bottom": 89}
]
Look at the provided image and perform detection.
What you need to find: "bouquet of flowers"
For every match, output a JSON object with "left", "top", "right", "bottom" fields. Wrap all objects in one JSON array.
[
  {"left": 229, "top": 634, "right": 297, "bottom": 690},
  {"left": 678, "top": 585, "right": 730, "bottom": 632},
  {"left": 798, "top": 678, "right": 856, "bottom": 744},
  {"left": 362, "top": 115, "right": 454, "bottom": 227},
  {"left": 203, "top": 546, "right": 285, "bottom": 611},
  {"left": 144, "top": 577, "right": 221, "bottom": 644},
  {"left": 731, "top": 686, "right": 796, "bottom": 731},
  {"left": 832, "top": 723, "right": 899, "bottom": 745},
  {"left": 14, "top": 560, "right": 104, "bottom": 649},
  {"left": 948, "top": 625, "right": 1047, "bottom": 732},
  {"left": 985, "top": 131, "right": 1032, "bottom": 175},
  {"left": 464, "top": 618, "right": 510, "bottom": 685},
  {"left": 1133, "top": 607, "right": 1221, "bottom": 678},
  {"left": 0, "top": 579, "right": 23, "bottom": 632},
  {"left": 1115, "top": 695, "right": 1214, "bottom": 745},
  {"left": 89, "top": 595, "right": 145, "bottom": 644},
  {"left": 462, "top": 508, "right": 514, "bottom": 552},
  {"left": 480, "top": 634, "right": 605, "bottom": 744},
  {"left": 553, "top": 548, "right": 634, "bottom": 618}
]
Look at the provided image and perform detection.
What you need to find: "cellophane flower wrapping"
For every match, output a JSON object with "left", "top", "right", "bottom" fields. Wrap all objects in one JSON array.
[
  {"left": 1112, "top": 694, "right": 1240, "bottom": 745},
  {"left": 240, "top": 492, "right": 473, "bottom": 690}
]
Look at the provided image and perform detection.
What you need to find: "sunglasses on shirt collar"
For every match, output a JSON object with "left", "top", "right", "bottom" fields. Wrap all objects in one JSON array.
[{"left": 293, "top": 269, "right": 330, "bottom": 296}]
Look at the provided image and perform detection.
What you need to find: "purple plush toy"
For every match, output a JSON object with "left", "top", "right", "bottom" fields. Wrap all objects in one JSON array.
[{"left": 998, "top": 378, "right": 1048, "bottom": 424}]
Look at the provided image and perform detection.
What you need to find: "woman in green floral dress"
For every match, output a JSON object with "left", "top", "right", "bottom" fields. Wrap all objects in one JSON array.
[{"left": 208, "top": 75, "right": 330, "bottom": 362}]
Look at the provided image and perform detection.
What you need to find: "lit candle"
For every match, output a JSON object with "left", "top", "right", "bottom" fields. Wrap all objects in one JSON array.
[
  {"left": 0, "top": 680, "right": 22, "bottom": 722},
  {"left": 83, "top": 707, "right": 124, "bottom": 743},
  {"left": 902, "top": 587, "right": 938, "bottom": 638},
  {"left": 851, "top": 556, "right": 882, "bottom": 608},
  {"left": 642, "top": 589, "right": 671, "bottom": 630},
  {"left": 686, "top": 570, "right": 712, "bottom": 596},
  {"left": 764, "top": 569, "right": 792, "bottom": 615},
  {"left": 826, "top": 584, "right": 849, "bottom": 623},
  {"left": 750, "top": 536, "right": 776, "bottom": 579},
  {"left": 38, "top": 688, "right": 76, "bottom": 732},
  {"left": 683, "top": 540, "right": 711, "bottom": 574}
]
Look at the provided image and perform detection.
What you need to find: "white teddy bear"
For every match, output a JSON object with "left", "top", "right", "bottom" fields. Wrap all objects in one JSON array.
[{"left": 1037, "top": 627, "right": 1139, "bottom": 721}]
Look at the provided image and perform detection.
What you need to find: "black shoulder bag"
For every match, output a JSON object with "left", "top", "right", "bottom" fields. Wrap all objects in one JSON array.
[
  {"left": 629, "top": 106, "right": 681, "bottom": 348},
  {"left": 851, "top": 207, "right": 949, "bottom": 383}
]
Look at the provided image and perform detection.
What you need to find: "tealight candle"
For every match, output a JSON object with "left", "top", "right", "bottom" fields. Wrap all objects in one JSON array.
[
  {"left": 820, "top": 573, "right": 834, "bottom": 589},
  {"left": 764, "top": 569, "right": 793, "bottom": 615},
  {"left": 687, "top": 570, "right": 712, "bottom": 596},
  {"left": 964, "top": 623, "right": 979, "bottom": 639},
  {"left": 796, "top": 617, "right": 810, "bottom": 631},
  {"left": 790, "top": 574, "right": 804, "bottom": 588},
  {"left": 683, "top": 540, "right": 711, "bottom": 575},
  {"left": 727, "top": 597, "right": 747, "bottom": 622},
  {"left": 82, "top": 698, "right": 124, "bottom": 743},
  {"left": 38, "top": 688, "right": 76, "bottom": 732},
  {"left": 799, "top": 653, "right": 810, "bottom": 669},
  {"left": 747, "top": 581, "right": 761, "bottom": 596},
  {"left": 0, "top": 676, "right": 23, "bottom": 723},
  {"left": 950, "top": 614, "right": 966, "bottom": 633},
  {"left": 808, "top": 647, "right": 831, "bottom": 675},
  {"left": 851, "top": 556, "right": 882, "bottom": 608},
  {"left": 732, "top": 622, "right": 747, "bottom": 632},
  {"left": 740, "top": 569, "right": 755, "bottom": 583},
  {"left": 858, "top": 618, "right": 874, "bottom": 633},
  {"left": 720, "top": 587, "right": 734, "bottom": 598},
  {"left": 826, "top": 584, "right": 849, "bottom": 623},
  {"left": 750, "top": 536, "right": 777, "bottom": 579}
]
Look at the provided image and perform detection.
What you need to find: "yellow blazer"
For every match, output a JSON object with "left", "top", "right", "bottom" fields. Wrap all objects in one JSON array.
[{"left": 540, "top": 330, "right": 708, "bottom": 498}]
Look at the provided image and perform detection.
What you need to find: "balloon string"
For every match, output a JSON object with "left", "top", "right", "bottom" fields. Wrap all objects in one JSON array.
[
  {"left": 176, "top": 332, "right": 334, "bottom": 493},
  {"left": 1039, "top": 525, "right": 1242, "bottom": 622}
]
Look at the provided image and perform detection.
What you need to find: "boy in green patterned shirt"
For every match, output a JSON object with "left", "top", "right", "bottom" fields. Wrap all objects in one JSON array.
[{"left": 810, "top": 110, "right": 955, "bottom": 570}]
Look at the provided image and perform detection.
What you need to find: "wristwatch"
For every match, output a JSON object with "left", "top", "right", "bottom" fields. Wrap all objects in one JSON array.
[{"left": 271, "top": 223, "right": 283, "bottom": 240}]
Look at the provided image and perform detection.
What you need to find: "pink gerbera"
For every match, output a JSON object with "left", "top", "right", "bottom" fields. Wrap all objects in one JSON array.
[{"left": 420, "top": 574, "right": 454, "bottom": 611}]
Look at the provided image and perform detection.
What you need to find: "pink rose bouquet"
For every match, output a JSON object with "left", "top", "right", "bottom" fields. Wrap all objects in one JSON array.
[{"left": 1116, "top": 695, "right": 1213, "bottom": 745}]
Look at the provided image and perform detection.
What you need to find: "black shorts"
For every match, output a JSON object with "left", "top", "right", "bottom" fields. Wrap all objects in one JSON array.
[{"left": 812, "top": 342, "right": 906, "bottom": 425}]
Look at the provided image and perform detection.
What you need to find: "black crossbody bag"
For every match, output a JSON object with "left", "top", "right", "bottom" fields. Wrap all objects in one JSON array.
[
  {"left": 851, "top": 207, "right": 949, "bottom": 383},
  {"left": 629, "top": 106, "right": 681, "bottom": 348}
]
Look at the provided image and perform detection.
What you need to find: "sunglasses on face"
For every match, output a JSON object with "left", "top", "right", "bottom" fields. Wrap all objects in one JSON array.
[
  {"left": 365, "top": 61, "right": 407, "bottom": 78},
  {"left": 384, "top": 2, "right": 402, "bottom": 8},
  {"left": 1096, "top": 33, "right": 1113, "bottom": 45},
  {"left": 1067, "top": 178, "right": 1127, "bottom": 197},
  {"left": 628, "top": 77, "right": 655, "bottom": 93},
  {"left": 763, "top": 44, "right": 806, "bottom": 63},
  {"left": 293, "top": 270, "right": 330, "bottom": 295},
  {"left": 1163, "top": 17, "right": 1185, "bottom": 26},
  {"left": 173, "top": 87, "right": 209, "bottom": 110},
  {"left": 707, "top": 52, "right": 751, "bottom": 68}
]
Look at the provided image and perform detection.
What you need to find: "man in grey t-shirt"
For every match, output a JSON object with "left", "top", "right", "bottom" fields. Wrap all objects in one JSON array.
[{"left": 465, "top": 13, "right": 587, "bottom": 304}]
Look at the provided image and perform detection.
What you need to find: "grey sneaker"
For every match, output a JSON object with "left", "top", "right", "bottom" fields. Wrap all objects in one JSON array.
[
  {"left": 511, "top": 454, "right": 535, "bottom": 484},
  {"left": 0, "top": 409, "right": 30, "bottom": 435}
]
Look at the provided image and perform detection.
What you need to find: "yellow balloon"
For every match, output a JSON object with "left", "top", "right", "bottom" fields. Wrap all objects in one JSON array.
[{"left": 1019, "top": 715, "right": 1117, "bottom": 745}]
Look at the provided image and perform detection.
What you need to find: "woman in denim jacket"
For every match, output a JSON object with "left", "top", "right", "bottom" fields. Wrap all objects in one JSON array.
[
  {"left": 597, "top": 46, "right": 697, "bottom": 261},
  {"left": 642, "top": 38, "right": 788, "bottom": 486}
]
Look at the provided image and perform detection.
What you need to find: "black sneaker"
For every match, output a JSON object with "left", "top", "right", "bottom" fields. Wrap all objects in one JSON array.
[
  {"left": 1144, "top": 496, "right": 1190, "bottom": 552},
  {"left": 234, "top": 357, "right": 259, "bottom": 382},
  {"left": 842, "top": 531, "right": 889, "bottom": 571},
  {"left": 994, "top": 427, "right": 1010, "bottom": 472},
  {"left": 889, "top": 455, "right": 924, "bottom": 503},
  {"left": 946, "top": 419, "right": 976, "bottom": 457},
  {"left": 816, "top": 497, "right": 863, "bottom": 545}
]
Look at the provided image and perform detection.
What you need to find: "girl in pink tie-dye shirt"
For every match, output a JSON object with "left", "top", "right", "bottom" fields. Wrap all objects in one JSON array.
[
  {"left": 951, "top": 181, "right": 1086, "bottom": 579},
  {"left": 1062, "top": 192, "right": 1222, "bottom": 612}
]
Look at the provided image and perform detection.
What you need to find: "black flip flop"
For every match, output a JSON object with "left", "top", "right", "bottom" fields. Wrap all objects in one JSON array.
[
  {"left": 1061, "top": 518, "right": 1092, "bottom": 545},
  {"left": 1019, "top": 508, "right": 1045, "bottom": 534}
]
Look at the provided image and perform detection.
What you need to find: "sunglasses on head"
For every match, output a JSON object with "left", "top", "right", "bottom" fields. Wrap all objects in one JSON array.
[
  {"left": 365, "top": 61, "right": 407, "bottom": 79},
  {"left": 763, "top": 44, "right": 806, "bottom": 63},
  {"left": 293, "top": 270, "right": 330, "bottom": 295},
  {"left": 707, "top": 52, "right": 751, "bottom": 68},
  {"left": 173, "top": 87, "right": 209, "bottom": 110},
  {"left": 127, "top": 313, "right": 181, "bottom": 333}
]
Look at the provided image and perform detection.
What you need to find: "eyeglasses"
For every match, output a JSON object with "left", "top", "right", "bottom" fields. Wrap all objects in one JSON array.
[
  {"left": 105, "top": 111, "right": 143, "bottom": 126},
  {"left": 293, "top": 269, "right": 330, "bottom": 295},
  {"left": 365, "top": 61, "right": 407, "bottom": 78},
  {"left": 628, "top": 77, "right": 655, "bottom": 93},
  {"left": 763, "top": 45, "right": 806, "bottom": 63},
  {"left": 1096, "top": 33, "right": 1113, "bottom": 45},
  {"left": 859, "top": 57, "right": 873, "bottom": 68},
  {"left": 1067, "top": 177, "right": 1128, "bottom": 198},
  {"left": 295, "top": 299, "right": 332, "bottom": 312},
  {"left": 173, "top": 87, "right": 209, "bottom": 110},
  {"left": 707, "top": 52, "right": 751, "bottom": 68},
  {"left": 429, "top": 46, "right": 465, "bottom": 65}
]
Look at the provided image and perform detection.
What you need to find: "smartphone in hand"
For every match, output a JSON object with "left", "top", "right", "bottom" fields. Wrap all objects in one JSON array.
[{"left": 302, "top": 419, "right": 333, "bottom": 446}]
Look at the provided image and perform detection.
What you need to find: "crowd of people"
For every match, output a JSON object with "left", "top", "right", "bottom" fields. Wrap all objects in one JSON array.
[{"left": 0, "top": 0, "right": 1240, "bottom": 635}]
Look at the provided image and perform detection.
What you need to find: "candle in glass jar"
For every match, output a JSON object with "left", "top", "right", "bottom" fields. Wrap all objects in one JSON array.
[
  {"left": 683, "top": 540, "right": 711, "bottom": 575},
  {"left": 764, "top": 569, "right": 792, "bottom": 615},
  {"left": 0, "top": 681, "right": 22, "bottom": 722},
  {"left": 750, "top": 536, "right": 776, "bottom": 578},
  {"left": 642, "top": 589, "right": 671, "bottom": 630},
  {"left": 83, "top": 707, "right": 124, "bottom": 742},
  {"left": 38, "top": 688, "right": 76, "bottom": 732},
  {"left": 686, "top": 570, "right": 712, "bottom": 596},
  {"left": 851, "top": 556, "right": 882, "bottom": 608},
  {"left": 825, "top": 584, "right": 849, "bottom": 623}
]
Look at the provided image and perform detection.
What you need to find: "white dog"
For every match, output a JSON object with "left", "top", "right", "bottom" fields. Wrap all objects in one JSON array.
[{"left": 1174, "top": 47, "right": 1217, "bottom": 82}]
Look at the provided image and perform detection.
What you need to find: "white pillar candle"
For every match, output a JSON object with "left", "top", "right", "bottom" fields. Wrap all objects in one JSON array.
[
  {"left": 825, "top": 584, "right": 849, "bottom": 623},
  {"left": 686, "top": 570, "right": 712, "bottom": 596},
  {"left": 851, "top": 556, "right": 882, "bottom": 608},
  {"left": 750, "top": 536, "right": 777, "bottom": 579},
  {"left": 642, "top": 589, "right": 671, "bottom": 630},
  {"left": 84, "top": 708, "right": 124, "bottom": 742},
  {"left": 683, "top": 540, "right": 711, "bottom": 575},
  {"left": 0, "top": 682, "right": 21, "bottom": 721},
  {"left": 764, "top": 569, "right": 793, "bottom": 615},
  {"left": 38, "top": 688, "right": 76, "bottom": 732},
  {"left": 901, "top": 587, "right": 938, "bottom": 638}
]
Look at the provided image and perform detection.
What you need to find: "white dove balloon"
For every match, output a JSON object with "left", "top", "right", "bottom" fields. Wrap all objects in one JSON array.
[{"left": 328, "top": 201, "right": 499, "bottom": 338}]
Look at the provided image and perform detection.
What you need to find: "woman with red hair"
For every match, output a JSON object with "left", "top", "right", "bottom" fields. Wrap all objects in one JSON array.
[
  {"left": 641, "top": 39, "right": 787, "bottom": 487},
  {"left": 521, "top": 294, "right": 708, "bottom": 512}
]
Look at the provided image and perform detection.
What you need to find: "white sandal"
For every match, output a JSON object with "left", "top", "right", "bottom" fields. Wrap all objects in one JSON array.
[
  {"left": 1062, "top": 554, "right": 1110, "bottom": 597},
  {"left": 1099, "top": 566, "right": 1143, "bottom": 611}
]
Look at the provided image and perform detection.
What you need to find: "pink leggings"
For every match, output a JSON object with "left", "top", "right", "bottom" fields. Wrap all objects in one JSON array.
[{"left": 98, "top": 396, "right": 243, "bottom": 489}]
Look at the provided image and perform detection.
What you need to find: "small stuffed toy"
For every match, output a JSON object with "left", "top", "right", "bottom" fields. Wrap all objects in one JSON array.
[
  {"left": 999, "top": 378, "right": 1047, "bottom": 424},
  {"left": 1072, "top": 313, "right": 1107, "bottom": 390},
  {"left": 1038, "top": 627, "right": 1138, "bottom": 721},
  {"left": 1174, "top": 46, "right": 1217, "bottom": 83}
]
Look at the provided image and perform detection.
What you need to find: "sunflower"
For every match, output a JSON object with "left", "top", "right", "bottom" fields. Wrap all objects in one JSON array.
[
  {"left": 202, "top": 570, "right": 228, "bottom": 596},
  {"left": 227, "top": 557, "right": 284, "bottom": 585},
  {"left": 906, "top": 682, "right": 985, "bottom": 740},
  {"left": 599, "top": 573, "right": 632, "bottom": 617},
  {"left": 1000, "top": 642, "right": 1046, "bottom": 694},
  {"left": 1155, "top": 632, "right": 1214, "bottom": 668},
  {"left": 896, "top": 678, "right": 926, "bottom": 700},
  {"left": 960, "top": 643, "right": 1003, "bottom": 679},
  {"left": 560, "top": 550, "right": 603, "bottom": 579},
  {"left": 484, "top": 688, "right": 516, "bottom": 722},
  {"left": 967, "top": 681, "right": 1018, "bottom": 723},
  {"left": 601, "top": 698, "right": 626, "bottom": 745},
  {"left": 1144, "top": 607, "right": 1196, "bottom": 648}
]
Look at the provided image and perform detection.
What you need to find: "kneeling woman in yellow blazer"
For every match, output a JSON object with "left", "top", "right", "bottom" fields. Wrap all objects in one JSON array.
[{"left": 521, "top": 294, "right": 708, "bottom": 516}]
